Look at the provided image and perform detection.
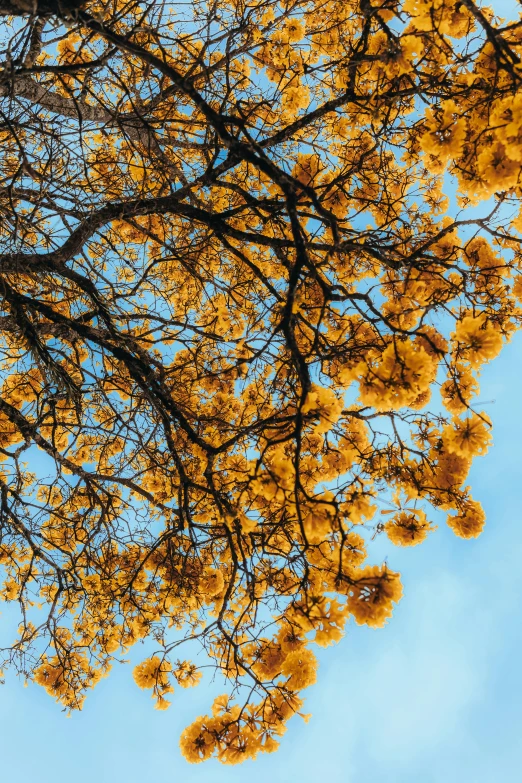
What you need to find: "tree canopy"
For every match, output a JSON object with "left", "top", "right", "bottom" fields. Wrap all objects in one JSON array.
[{"left": 0, "top": 0, "right": 521, "bottom": 765}]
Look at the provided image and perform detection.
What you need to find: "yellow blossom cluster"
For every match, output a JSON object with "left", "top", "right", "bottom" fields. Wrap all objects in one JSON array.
[
  {"left": 446, "top": 499, "right": 486, "bottom": 539},
  {"left": 442, "top": 413, "right": 492, "bottom": 459},
  {"left": 357, "top": 340, "right": 436, "bottom": 411},
  {"left": 384, "top": 509, "right": 433, "bottom": 547},
  {"left": 454, "top": 314, "right": 503, "bottom": 369},
  {"left": 345, "top": 566, "right": 403, "bottom": 629},
  {"left": 133, "top": 656, "right": 174, "bottom": 710}
]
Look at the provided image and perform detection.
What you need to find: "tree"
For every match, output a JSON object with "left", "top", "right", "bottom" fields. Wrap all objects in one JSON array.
[{"left": 0, "top": 0, "right": 520, "bottom": 764}]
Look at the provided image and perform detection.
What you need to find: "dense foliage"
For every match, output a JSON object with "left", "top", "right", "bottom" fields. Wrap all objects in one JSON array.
[{"left": 0, "top": 0, "right": 521, "bottom": 764}]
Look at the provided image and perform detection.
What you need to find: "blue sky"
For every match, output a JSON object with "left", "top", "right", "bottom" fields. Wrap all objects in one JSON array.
[{"left": 2, "top": 2, "right": 522, "bottom": 781}]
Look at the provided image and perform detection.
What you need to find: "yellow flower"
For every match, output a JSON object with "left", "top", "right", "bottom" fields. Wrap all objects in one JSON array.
[
  {"left": 405, "top": 0, "right": 473, "bottom": 36},
  {"left": 340, "top": 482, "right": 377, "bottom": 524},
  {"left": 200, "top": 569, "right": 224, "bottom": 598},
  {"left": 490, "top": 93, "right": 522, "bottom": 161},
  {"left": 276, "top": 625, "right": 305, "bottom": 655},
  {"left": 454, "top": 314, "right": 502, "bottom": 368},
  {"left": 280, "top": 648, "right": 318, "bottom": 691},
  {"left": 346, "top": 565, "right": 403, "bottom": 628},
  {"left": 179, "top": 717, "right": 217, "bottom": 763},
  {"left": 512, "top": 276, "right": 522, "bottom": 301},
  {"left": 383, "top": 34, "right": 420, "bottom": 78},
  {"left": 440, "top": 369, "right": 479, "bottom": 414},
  {"left": 0, "top": 411, "right": 21, "bottom": 448},
  {"left": 302, "top": 494, "right": 336, "bottom": 543},
  {"left": 476, "top": 143, "right": 520, "bottom": 194},
  {"left": 442, "top": 413, "right": 492, "bottom": 458},
  {"left": 419, "top": 100, "right": 467, "bottom": 170},
  {"left": 132, "top": 656, "right": 171, "bottom": 689},
  {"left": 291, "top": 153, "right": 322, "bottom": 186},
  {"left": 301, "top": 384, "right": 343, "bottom": 433},
  {"left": 251, "top": 639, "right": 286, "bottom": 681},
  {"left": 446, "top": 499, "right": 485, "bottom": 539},
  {"left": 357, "top": 340, "right": 436, "bottom": 411},
  {"left": 282, "top": 83, "right": 310, "bottom": 114},
  {"left": 283, "top": 18, "right": 305, "bottom": 44},
  {"left": 175, "top": 662, "right": 203, "bottom": 688},
  {"left": 433, "top": 449, "right": 471, "bottom": 490},
  {"left": 384, "top": 509, "right": 433, "bottom": 547},
  {"left": 269, "top": 445, "right": 295, "bottom": 483}
]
